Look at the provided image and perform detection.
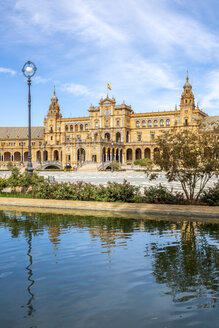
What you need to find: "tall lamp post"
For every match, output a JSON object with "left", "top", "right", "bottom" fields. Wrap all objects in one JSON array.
[
  {"left": 22, "top": 61, "right": 37, "bottom": 176},
  {"left": 111, "top": 141, "right": 114, "bottom": 173}
]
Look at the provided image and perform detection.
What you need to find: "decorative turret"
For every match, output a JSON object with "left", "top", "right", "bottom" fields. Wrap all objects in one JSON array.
[
  {"left": 180, "top": 75, "right": 195, "bottom": 110},
  {"left": 47, "top": 87, "right": 62, "bottom": 119}
]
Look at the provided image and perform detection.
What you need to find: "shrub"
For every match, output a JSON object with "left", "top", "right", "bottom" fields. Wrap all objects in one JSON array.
[
  {"left": 99, "top": 180, "right": 140, "bottom": 202},
  {"left": 32, "top": 179, "right": 140, "bottom": 203},
  {"left": 144, "top": 184, "right": 185, "bottom": 204},
  {"left": 200, "top": 182, "right": 219, "bottom": 206},
  {"left": 0, "top": 177, "right": 8, "bottom": 192},
  {"left": 7, "top": 167, "right": 20, "bottom": 189},
  {"left": 134, "top": 158, "right": 153, "bottom": 168}
]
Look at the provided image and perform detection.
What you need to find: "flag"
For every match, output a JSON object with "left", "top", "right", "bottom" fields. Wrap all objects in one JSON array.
[{"left": 107, "top": 83, "right": 111, "bottom": 90}]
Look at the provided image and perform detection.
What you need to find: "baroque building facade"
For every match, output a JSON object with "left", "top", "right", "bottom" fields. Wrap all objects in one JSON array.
[{"left": 0, "top": 77, "right": 216, "bottom": 169}]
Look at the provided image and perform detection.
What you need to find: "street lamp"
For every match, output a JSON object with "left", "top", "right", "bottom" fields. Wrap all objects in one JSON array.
[
  {"left": 22, "top": 61, "right": 37, "bottom": 176},
  {"left": 20, "top": 141, "right": 24, "bottom": 164},
  {"left": 111, "top": 141, "right": 114, "bottom": 173}
]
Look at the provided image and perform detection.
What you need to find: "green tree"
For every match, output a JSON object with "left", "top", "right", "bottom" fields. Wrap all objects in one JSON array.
[{"left": 152, "top": 128, "right": 219, "bottom": 203}]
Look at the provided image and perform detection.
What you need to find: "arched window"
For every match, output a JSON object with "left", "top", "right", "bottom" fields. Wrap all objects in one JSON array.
[
  {"left": 136, "top": 121, "right": 140, "bottom": 128},
  {"left": 154, "top": 120, "right": 158, "bottom": 127},
  {"left": 70, "top": 125, "right": 73, "bottom": 131},
  {"left": 80, "top": 124, "right": 83, "bottom": 131},
  {"left": 65, "top": 125, "right": 68, "bottom": 131},
  {"left": 85, "top": 124, "right": 88, "bottom": 130},
  {"left": 116, "top": 119, "right": 120, "bottom": 127},
  {"left": 166, "top": 119, "right": 170, "bottom": 126},
  {"left": 95, "top": 121, "right": 99, "bottom": 127},
  {"left": 160, "top": 119, "right": 164, "bottom": 127},
  {"left": 75, "top": 124, "right": 78, "bottom": 132},
  {"left": 148, "top": 120, "right": 152, "bottom": 127},
  {"left": 142, "top": 120, "right": 146, "bottom": 127}
]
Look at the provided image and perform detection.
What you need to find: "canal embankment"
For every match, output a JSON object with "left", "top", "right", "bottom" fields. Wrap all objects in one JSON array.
[{"left": 0, "top": 197, "right": 218, "bottom": 220}]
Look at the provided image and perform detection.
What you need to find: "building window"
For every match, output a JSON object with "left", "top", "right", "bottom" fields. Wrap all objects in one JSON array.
[
  {"left": 85, "top": 124, "right": 88, "bottom": 130},
  {"left": 70, "top": 125, "right": 73, "bottom": 131},
  {"left": 75, "top": 125, "right": 78, "bottom": 132},
  {"left": 154, "top": 120, "right": 158, "bottom": 127},
  {"left": 185, "top": 119, "right": 188, "bottom": 126},
  {"left": 116, "top": 119, "right": 120, "bottom": 127},
  {"left": 65, "top": 125, "right": 68, "bottom": 131},
  {"left": 105, "top": 118, "right": 109, "bottom": 127},
  {"left": 142, "top": 120, "right": 146, "bottom": 127},
  {"left": 148, "top": 120, "right": 152, "bottom": 127},
  {"left": 136, "top": 121, "right": 140, "bottom": 128},
  {"left": 137, "top": 133, "right": 142, "bottom": 141},
  {"left": 166, "top": 119, "right": 170, "bottom": 126},
  {"left": 150, "top": 132, "right": 155, "bottom": 141},
  {"left": 160, "top": 119, "right": 164, "bottom": 127},
  {"left": 80, "top": 124, "right": 83, "bottom": 131},
  {"left": 50, "top": 137, "right": 53, "bottom": 141},
  {"left": 95, "top": 121, "right": 99, "bottom": 127}
]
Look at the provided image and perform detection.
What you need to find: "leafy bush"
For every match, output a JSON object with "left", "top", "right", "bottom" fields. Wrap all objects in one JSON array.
[
  {"left": 7, "top": 168, "right": 44, "bottom": 190},
  {"left": 97, "top": 180, "right": 140, "bottom": 202},
  {"left": 32, "top": 179, "right": 140, "bottom": 202},
  {"left": 144, "top": 184, "right": 185, "bottom": 204},
  {"left": 7, "top": 167, "right": 20, "bottom": 189},
  {"left": 0, "top": 177, "right": 8, "bottom": 192},
  {"left": 200, "top": 182, "right": 219, "bottom": 206},
  {"left": 134, "top": 158, "right": 153, "bottom": 168}
]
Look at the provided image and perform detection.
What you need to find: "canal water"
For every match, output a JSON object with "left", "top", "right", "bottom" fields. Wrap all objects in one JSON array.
[{"left": 0, "top": 210, "right": 218, "bottom": 328}]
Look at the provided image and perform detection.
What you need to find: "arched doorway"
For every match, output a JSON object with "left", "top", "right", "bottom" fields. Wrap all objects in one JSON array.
[
  {"left": 116, "top": 149, "right": 119, "bottom": 161},
  {"left": 135, "top": 148, "right": 141, "bottom": 160},
  {"left": 54, "top": 150, "right": 59, "bottom": 161},
  {"left": 120, "top": 150, "right": 123, "bottom": 163},
  {"left": 154, "top": 148, "right": 159, "bottom": 160},
  {"left": 77, "top": 148, "right": 85, "bottom": 162},
  {"left": 24, "top": 152, "right": 28, "bottom": 162},
  {"left": 105, "top": 133, "right": 110, "bottom": 141},
  {"left": 102, "top": 147, "right": 106, "bottom": 162},
  {"left": 4, "top": 152, "right": 11, "bottom": 162},
  {"left": 144, "top": 148, "right": 151, "bottom": 159},
  {"left": 116, "top": 132, "right": 121, "bottom": 142},
  {"left": 36, "top": 150, "right": 41, "bottom": 162},
  {"left": 43, "top": 150, "right": 48, "bottom": 161},
  {"left": 126, "top": 149, "right": 132, "bottom": 161},
  {"left": 107, "top": 148, "right": 110, "bottom": 161},
  {"left": 14, "top": 152, "right": 21, "bottom": 161}
]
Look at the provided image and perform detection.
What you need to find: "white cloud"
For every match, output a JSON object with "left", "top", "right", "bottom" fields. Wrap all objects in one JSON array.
[
  {"left": 33, "top": 76, "right": 51, "bottom": 84},
  {"left": 0, "top": 67, "right": 16, "bottom": 75},
  {"left": 61, "top": 83, "right": 93, "bottom": 97}
]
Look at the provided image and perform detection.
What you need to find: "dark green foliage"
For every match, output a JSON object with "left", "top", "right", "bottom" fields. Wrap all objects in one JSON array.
[
  {"left": 0, "top": 177, "right": 8, "bottom": 192},
  {"left": 200, "top": 182, "right": 219, "bottom": 206},
  {"left": 144, "top": 184, "right": 185, "bottom": 204}
]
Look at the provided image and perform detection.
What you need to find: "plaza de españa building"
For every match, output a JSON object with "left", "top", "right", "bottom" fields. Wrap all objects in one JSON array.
[{"left": 0, "top": 77, "right": 218, "bottom": 169}]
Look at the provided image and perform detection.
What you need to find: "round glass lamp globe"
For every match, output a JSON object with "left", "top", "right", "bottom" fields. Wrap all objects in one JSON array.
[{"left": 26, "top": 66, "right": 33, "bottom": 74}]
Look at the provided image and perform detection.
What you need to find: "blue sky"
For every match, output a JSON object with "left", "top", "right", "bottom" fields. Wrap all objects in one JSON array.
[{"left": 1, "top": 0, "right": 219, "bottom": 127}]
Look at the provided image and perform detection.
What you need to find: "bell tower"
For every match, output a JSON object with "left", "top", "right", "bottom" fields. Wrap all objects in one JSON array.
[
  {"left": 44, "top": 88, "right": 62, "bottom": 146},
  {"left": 180, "top": 75, "right": 195, "bottom": 126},
  {"left": 47, "top": 88, "right": 62, "bottom": 119}
]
